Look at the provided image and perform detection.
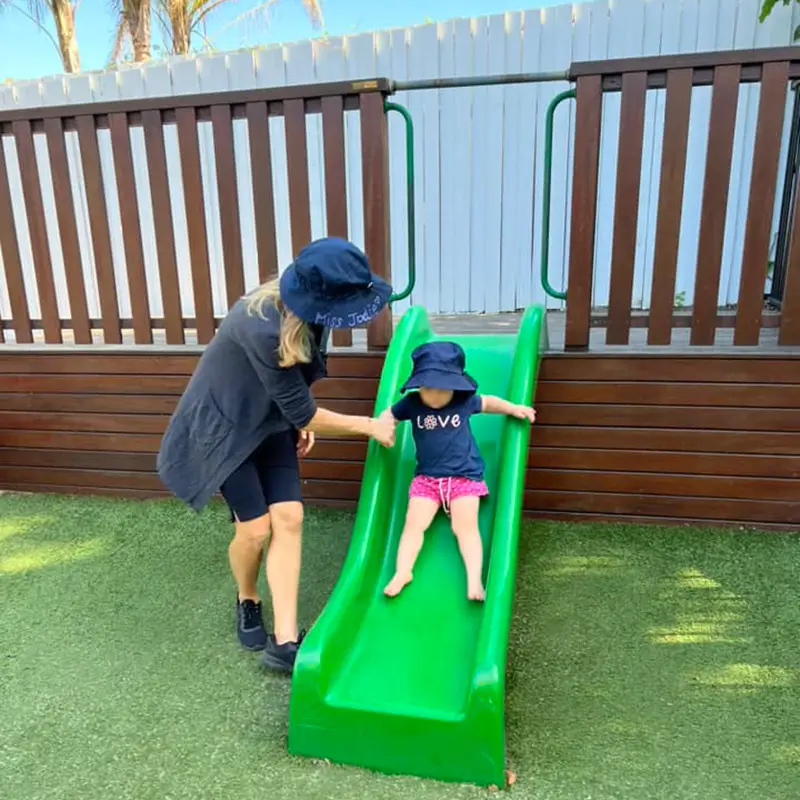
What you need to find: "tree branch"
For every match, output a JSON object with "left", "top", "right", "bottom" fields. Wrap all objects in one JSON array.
[{"left": 10, "top": 3, "right": 63, "bottom": 59}]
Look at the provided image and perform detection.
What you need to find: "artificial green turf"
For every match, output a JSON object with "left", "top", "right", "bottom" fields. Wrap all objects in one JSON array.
[{"left": 1, "top": 492, "right": 798, "bottom": 800}]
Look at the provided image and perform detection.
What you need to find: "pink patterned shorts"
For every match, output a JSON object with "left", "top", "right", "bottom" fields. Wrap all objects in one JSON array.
[{"left": 409, "top": 475, "right": 489, "bottom": 515}]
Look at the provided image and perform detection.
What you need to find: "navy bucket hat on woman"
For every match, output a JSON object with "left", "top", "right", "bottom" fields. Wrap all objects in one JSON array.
[
  {"left": 279, "top": 237, "right": 392, "bottom": 329},
  {"left": 401, "top": 341, "right": 478, "bottom": 394}
]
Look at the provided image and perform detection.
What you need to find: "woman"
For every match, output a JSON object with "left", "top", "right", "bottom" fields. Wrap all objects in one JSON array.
[{"left": 157, "top": 238, "right": 396, "bottom": 673}]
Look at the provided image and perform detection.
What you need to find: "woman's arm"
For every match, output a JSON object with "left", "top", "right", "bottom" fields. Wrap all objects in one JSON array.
[
  {"left": 304, "top": 407, "right": 395, "bottom": 446},
  {"left": 481, "top": 395, "right": 536, "bottom": 423},
  {"left": 234, "top": 314, "right": 395, "bottom": 447}
]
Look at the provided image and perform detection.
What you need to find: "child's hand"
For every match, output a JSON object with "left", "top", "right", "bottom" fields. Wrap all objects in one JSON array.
[
  {"left": 511, "top": 405, "right": 536, "bottom": 423},
  {"left": 369, "top": 415, "right": 396, "bottom": 448}
]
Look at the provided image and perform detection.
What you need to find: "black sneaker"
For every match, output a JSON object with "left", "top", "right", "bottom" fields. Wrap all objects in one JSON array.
[
  {"left": 261, "top": 630, "right": 306, "bottom": 674},
  {"left": 236, "top": 597, "right": 267, "bottom": 651}
]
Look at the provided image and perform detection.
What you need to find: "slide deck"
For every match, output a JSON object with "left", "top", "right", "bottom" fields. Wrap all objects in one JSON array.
[{"left": 289, "top": 305, "right": 546, "bottom": 787}]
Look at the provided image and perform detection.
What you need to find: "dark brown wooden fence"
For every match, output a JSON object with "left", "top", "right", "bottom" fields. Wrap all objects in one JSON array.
[
  {"left": 565, "top": 47, "right": 800, "bottom": 351},
  {"left": 0, "top": 79, "right": 392, "bottom": 350}
]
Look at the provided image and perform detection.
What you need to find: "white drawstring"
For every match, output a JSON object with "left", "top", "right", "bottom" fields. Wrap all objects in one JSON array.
[{"left": 438, "top": 477, "right": 453, "bottom": 516}]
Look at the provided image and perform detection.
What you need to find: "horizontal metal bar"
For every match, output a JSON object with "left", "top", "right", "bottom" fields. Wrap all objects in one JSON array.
[{"left": 391, "top": 70, "right": 570, "bottom": 92}]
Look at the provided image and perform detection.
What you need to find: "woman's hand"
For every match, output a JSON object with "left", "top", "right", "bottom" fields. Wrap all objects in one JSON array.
[
  {"left": 368, "top": 415, "right": 396, "bottom": 448},
  {"left": 297, "top": 430, "right": 315, "bottom": 457},
  {"left": 510, "top": 404, "right": 536, "bottom": 423}
]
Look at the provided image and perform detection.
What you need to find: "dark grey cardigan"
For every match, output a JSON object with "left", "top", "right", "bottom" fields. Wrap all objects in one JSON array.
[{"left": 157, "top": 298, "right": 328, "bottom": 511}]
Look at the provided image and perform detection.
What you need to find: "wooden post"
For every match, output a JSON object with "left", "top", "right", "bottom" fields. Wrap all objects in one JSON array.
[
  {"left": 0, "top": 136, "right": 33, "bottom": 344},
  {"left": 690, "top": 65, "right": 740, "bottom": 346},
  {"left": 360, "top": 92, "right": 393, "bottom": 350},
  {"left": 564, "top": 75, "right": 602, "bottom": 351},
  {"left": 211, "top": 104, "right": 246, "bottom": 308},
  {"left": 109, "top": 112, "right": 153, "bottom": 344},
  {"left": 648, "top": 69, "right": 692, "bottom": 346},
  {"left": 246, "top": 102, "right": 279, "bottom": 285},
  {"left": 322, "top": 95, "right": 353, "bottom": 348},
  {"left": 176, "top": 107, "right": 215, "bottom": 345},
  {"left": 606, "top": 72, "right": 647, "bottom": 346},
  {"left": 735, "top": 62, "right": 789, "bottom": 345},
  {"left": 76, "top": 115, "right": 122, "bottom": 345}
]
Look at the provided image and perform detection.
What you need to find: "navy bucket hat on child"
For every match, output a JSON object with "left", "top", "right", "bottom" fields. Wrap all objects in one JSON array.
[
  {"left": 401, "top": 341, "right": 478, "bottom": 394},
  {"left": 279, "top": 237, "right": 392, "bottom": 329}
]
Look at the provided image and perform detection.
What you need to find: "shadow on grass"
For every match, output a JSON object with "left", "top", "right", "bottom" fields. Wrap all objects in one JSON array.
[{"left": 508, "top": 521, "right": 800, "bottom": 800}]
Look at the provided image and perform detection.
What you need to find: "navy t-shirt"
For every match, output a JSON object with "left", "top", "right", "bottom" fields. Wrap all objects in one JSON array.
[{"left": 391, "top": 392, "right": 484, "bottom": 480}]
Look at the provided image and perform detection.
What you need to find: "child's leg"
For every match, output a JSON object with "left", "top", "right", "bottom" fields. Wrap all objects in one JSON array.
[
  {"left": 450, "top": 496, "right": 485, "bottom": 601},
  {"left": 384, "top": 497, "right": 440, "bottom": 597}
]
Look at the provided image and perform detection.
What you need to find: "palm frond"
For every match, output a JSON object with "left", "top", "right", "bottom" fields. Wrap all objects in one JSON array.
[{"left": 108, "top": 14, "right": 128, "bottom": 65}]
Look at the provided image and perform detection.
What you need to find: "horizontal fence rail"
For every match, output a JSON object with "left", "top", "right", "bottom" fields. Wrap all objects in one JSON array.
[
  {"left": 0, "top": 80, "right": 392, "bottom": 348},
  {"left": 564, "top": 47, "right": 800, "bottom": 350}
]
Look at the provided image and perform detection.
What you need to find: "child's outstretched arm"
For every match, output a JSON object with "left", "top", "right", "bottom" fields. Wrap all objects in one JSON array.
[{"left": 481, "top": 395, "right": 536, "bottom": 423}]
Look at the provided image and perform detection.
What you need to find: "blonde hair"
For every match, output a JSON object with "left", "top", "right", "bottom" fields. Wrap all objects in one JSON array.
[{"left": 245, "top": 280, "right": 312, "bottom": 368}]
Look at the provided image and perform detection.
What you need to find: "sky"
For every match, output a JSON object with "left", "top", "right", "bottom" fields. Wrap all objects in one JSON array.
[{"left": 0, "top": 0, "right": 565, "bottom": 82}]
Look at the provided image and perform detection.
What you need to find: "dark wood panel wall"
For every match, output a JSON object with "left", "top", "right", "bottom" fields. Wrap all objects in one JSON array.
[{"left": 1, "top": 351, "right": 797, "bottom": 529}]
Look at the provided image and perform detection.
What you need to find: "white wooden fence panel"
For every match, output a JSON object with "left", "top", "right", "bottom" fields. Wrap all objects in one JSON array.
[
  {"left": 379, "top": 28, "right": 411, "bottom": 313},
  {"left": 640, "top": 0, "right": 680, "bottom": 310},
  {"left": 565, "top": 2, "right": 593, "bottom": 310},
  {"left": 0, "top": 0, "right": 797, "bottom": 324},
  {"left": 255, "top": 45, "right": 293, "bottom": 275},
  {"left": 344, "top": 32, "right": 375, "bottom": 256},
  {"left": 422, "top": 24, "right": 446, "bottom": 315},
  {"left": 513, "top": 10, "right": 544, "bottom": 312},
  {"left": 674, "top": 0, "right": 706, "bottom": 307},
  {"left": 631, "top": 0, "right": 664, "bottom": 309},
  {"left": 533, "top": 4, "right": 574, "bottom": 311}
]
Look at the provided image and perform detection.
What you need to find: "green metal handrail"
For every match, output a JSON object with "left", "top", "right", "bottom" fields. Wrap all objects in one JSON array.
[
  {"left": 384, "top": 100, "right": 416, "bottom": 303},
  {"left": 540, "top": 89, "right": 576, "bottom": 301}
]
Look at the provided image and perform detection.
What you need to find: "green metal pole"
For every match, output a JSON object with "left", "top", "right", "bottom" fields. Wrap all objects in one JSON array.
[
  {"left": 384, "top": 100, "right": 416, "bottom": 304},
  {"left": 540, "top": 89, "right": 576, "bottom": 302}
]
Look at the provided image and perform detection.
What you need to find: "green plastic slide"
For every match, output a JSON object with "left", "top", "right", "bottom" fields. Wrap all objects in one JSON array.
[{"left": 289, "top": 305, "right": 546, "bottom": 787}]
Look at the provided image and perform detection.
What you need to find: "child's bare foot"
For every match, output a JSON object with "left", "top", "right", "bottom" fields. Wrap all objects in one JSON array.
[
  {"left": 468, "top": 583, "right": 486, "bottom": 602},
  {"left": 384, "top": 572, "right": 413, "bottom": 597}
]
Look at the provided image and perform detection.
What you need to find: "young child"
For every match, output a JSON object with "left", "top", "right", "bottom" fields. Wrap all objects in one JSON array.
[{"left": 381, "top": 341, "right": 535, "bottom": 601}]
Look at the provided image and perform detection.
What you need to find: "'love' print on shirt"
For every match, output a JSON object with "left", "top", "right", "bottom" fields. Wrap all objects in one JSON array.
[{"left": 415, "top": 413, "right": 462, "bottom": 430}]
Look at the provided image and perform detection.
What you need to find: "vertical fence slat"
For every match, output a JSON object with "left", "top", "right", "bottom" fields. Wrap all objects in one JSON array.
[
  {"left": 44, "top": 118, "right": 92, "bottom": 344},
  {"left": 322, "top": 95, "right": 352, "bottom": 348},
  {"left": 360, "top": 92, "right": 393, "bottom": 350},
  {"left": 246, "top": 101, "right": 279, "bottom": 285},
  {"left": 690, "top": 65, "right": 740, "bottom": 347},
  {"left": 0, "top": 137, "right": 33, "bottom": 344},
  {"left": 176, "top": 106, "right": 215, "bottom": 345},
  {"left": 211, "top": 104, "right": 246, "bottom": 307},
  {"left": 109, "top": 112, "right": 152, "bottom": 344},
  {"left": 779, "top": 171, "right": 800, "bottom": 346},
  {"left": 142, "top": 110, "right": 184, "bottom": 345},
  {"left": 13, "top": 120, "right": 61, "bottom": 343},
  {"left": 284, "top": 98, "right": 312, "bottom": 255},
  {"left": 565, "top": 75, "right": 603, "bottom": 351},
  {"left": 76, "top": 115, "right": 122, "bottom": 345},
  {"left": 606, "top": 72, "right": 647, "bottom": 346},
  {"left": 735, "top": 61, "right": 790, "bottom": 346},
  {"left": 648, "top": 69, "right": 693, "bottom": 346}
]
